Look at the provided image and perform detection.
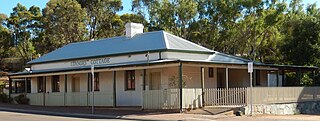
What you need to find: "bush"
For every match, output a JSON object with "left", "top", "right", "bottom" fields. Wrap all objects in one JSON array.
[
  {"left": 0, "top": 93, "right": 12, "bottom": 103},
  {"left": 14, "top": 94, "right": 29, "bottom": 105}
]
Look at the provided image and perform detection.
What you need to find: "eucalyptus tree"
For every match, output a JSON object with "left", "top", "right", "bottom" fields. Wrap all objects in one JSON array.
[
  {"left": 6, "top": 3, "right": 39, "bottom": 63},
  {"left": 132, "top": 0, "right": 198, "bottom": 39},
  {"left": 281, "top": 1, "right": 320, "bottom": 66},
  {"left": 77, "top": 0, "right": 123, "bottom": 39},
  {"left": 0, "top": 13, "right": 12, "bottom": 59},
  {"left": 42, "top": 0, "right": 87, "bottom": 53}
]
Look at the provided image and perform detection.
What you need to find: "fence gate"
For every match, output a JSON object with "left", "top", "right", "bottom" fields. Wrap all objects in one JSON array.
[{"left": 204, "top": 88, "right": 247, "bottom": 107}]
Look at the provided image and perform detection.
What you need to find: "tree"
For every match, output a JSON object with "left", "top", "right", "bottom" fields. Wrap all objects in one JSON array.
[
  {"left": 77, "top": 0, "right": 123, "bottom": 40},
  {"left": 0, "top": 13, "right": 12, "bottom": 60},
  {"left": 132, "top": 0, "right": 198, "bottom": 38},
  {"left": 42, "top": 0, "right": 87, "bottom": 53},
  {"left": 281, "top": 15, "right": 320, "bottom": 66},
  {"left": 6, "top": 3, "right": 38, "bottom": 63}
]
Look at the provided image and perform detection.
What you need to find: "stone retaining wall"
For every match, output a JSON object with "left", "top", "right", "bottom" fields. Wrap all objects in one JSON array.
[{"left": 242, "top": 101, "right": 320, "bottom": 115}]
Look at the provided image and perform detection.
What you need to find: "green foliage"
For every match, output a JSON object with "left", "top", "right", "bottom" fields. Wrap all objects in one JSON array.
[
  {"left": 301, "top": 73, "right": 313, "bottom": 86},
  {"left": 6, "top": 3, "right": 40, "bottom": 63},
  {"left": 13, "top": 94, "right": 29, "bottom": 105},
  {"left": 168, "top": 75, "right": 191, "bottom": 88},
  {"left": 0, "top": 93, "right": 13, "bottom": 103},
  {"left": 41, "top": 0, "right": 88, "bottom": 53},
  {"left": 0, "top": 81, "right": 5, "bottom": 89},
  {"left": 77, "top": 0, "right": 123, "bottom": 40}
]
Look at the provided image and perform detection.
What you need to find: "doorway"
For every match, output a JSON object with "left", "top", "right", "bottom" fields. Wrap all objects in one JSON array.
[
  {"left": 72, "top": 77, "right": 80, "bottom": 92},
  {"left": 217, "top": 68, "right": 226, "bottom": 88},
  {"left": 150, "top": 72, "right": 161, "bottom": 90}
]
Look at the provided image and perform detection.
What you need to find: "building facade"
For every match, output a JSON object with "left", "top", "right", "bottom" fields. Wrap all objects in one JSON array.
[{"left": 9, "top": 23, "right": 317, "bottom": 111}]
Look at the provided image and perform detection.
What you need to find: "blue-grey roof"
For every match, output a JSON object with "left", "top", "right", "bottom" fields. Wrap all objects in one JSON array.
[
  {"left": 29, "top": 31, "right": 213, "bottom": 64},
  {"left": 11, "top": 59, "right": 177, "bottom": 76}
]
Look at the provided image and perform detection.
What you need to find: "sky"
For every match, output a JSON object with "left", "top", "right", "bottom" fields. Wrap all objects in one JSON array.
[{"left": 0, "top": 0, "right": 318, "bottom": 16}]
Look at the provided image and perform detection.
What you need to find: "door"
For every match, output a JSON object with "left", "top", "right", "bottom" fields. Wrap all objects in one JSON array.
[
  {"left": 72, "top": 77, "right": 80, "bottom": 92},
  {"left": 217, "top": 68, "right": 226, "bottom": 88},
  {"left": 150, "top": 72, "right": 161, "bottom": 90}
]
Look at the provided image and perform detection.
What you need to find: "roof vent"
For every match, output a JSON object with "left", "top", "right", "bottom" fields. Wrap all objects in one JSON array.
[{"left": 125, "top": 22, "right": 144, "bottom": 38}]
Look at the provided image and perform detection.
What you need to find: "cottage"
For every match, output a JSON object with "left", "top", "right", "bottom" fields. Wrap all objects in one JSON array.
[{"left": 8, "top": 23, "right": 319, "bottom": 114}]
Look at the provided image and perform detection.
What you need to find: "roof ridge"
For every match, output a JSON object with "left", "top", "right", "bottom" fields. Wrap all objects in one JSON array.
[{"left": 162, "top": 31, "right": 170, "bottom": 49}]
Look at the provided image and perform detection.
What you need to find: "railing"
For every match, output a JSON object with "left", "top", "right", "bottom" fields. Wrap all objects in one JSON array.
[
  {"left": 248, "top": 87, "right": 320, "bottom": 104},
  {"left": 143, "top": 89, "right": 180, "bottom": 109},
  {"left": 88, "top": 91, "right": 113, "bottom": 106},
  {"left": 15, "top": 91, "right": 113, "bottom": 106},
  {"left": 204, "top": 88, "right": 247, "bottom": 107},
  {"left": 45, "top": 92, "right": 64, "bottom": 106},
  {"left": 182, "top": 88, "right": 202, "bottom": 109},
  {"left": 26, "top": 93, "right": 44, "bottom": 105}
]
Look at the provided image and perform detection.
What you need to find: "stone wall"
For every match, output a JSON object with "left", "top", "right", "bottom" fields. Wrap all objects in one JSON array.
[{"left": 242, "top": 101, "right": 320, "bottom": 115}]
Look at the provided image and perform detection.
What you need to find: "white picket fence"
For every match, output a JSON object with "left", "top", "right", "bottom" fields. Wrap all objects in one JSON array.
[
  {"left": 143, "top": 89, "right": 180, "bottom": 109},
  {"left": 204, "top": 88, "right": 247, "bottom": 107}
]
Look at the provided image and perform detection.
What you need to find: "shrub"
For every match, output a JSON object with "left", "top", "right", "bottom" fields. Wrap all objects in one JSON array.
[
  {"left": 14, "top": 94, "right": 29, "bottom": 105},
  {"left": 0, "top": 93, "right": 12, "bottom": 103}
]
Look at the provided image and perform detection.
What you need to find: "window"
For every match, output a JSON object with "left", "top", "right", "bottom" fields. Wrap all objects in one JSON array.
[
  {"left": 37, "top": 77, "right": 44, "bottom": 93},
  {"left": 52, "top": 75, "right": 60, "bottom": 92},
  {"left": 209, "top": 67, "right": 214, "bottom": 78},
  {"left": 88, "top": 72, "right": 99, "bottom": 91},
  {"left": 125, "top": 70, "right": 135, "bottom": 90}
]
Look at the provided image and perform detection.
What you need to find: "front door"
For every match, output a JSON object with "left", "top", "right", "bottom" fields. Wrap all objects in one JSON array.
[
  {"left": 72, "top": 77, "right": 80, "bottom": 92},
  {"left": 217, "top": 68, "right": 226, "bottom": 88},
  {"left": 150, "top": 72, "right": 161, "bottom": 90}
]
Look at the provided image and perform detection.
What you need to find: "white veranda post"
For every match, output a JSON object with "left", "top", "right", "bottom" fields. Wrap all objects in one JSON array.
[
  {"left": 91, "top": 65, "right": 95, "bottom": 114},
  {"left": 248, "top": 62, "right": 253, "bottom": 116}
]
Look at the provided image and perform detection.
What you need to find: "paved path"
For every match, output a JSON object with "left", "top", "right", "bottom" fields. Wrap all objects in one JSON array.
[{"left": 0, "top": 103, "right": 320, "bottom": 121}]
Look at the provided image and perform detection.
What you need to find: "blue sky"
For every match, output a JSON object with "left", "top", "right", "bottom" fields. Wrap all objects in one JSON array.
[{"left": 0, "top": 0, "right": 318, "bottom": 16}]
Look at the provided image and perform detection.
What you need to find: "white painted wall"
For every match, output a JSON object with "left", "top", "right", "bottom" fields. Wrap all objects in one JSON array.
[
  {"left": 99, "top": 71, "right": 113, "bottom": 92},
  {"left": 145, "top": 67, "right": 179, "bottom": 90},
  {"left": 183, "top": 66, "right": 201, "bottom": 88},
  {"left": 204, "top": 67, "right": 217, "bottom": 88},
  {"left": 31, "top": 52, "right": 160, "bottom": 70},
  {"left": 116, "top": 70, "right": 143, "bottom": 106}
]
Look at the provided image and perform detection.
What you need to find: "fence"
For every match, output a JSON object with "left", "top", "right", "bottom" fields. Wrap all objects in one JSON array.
[
  {"left": 12, "top": 91, "right": 113, "bottom": 106},
  {"left": 204, "top": 88, "right": 247, "bottom": 107},
  {"left": 143, "top": 89, "right": 180, "bottom": 109},
  {"left": 248, "top": 87, "right": 320, "bottom": 104},
  {"left": 182, "top": 88, "right": 203, "bottom": 109}
]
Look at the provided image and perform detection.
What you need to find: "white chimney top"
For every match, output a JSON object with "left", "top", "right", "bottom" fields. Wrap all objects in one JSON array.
[{"left": 125, "top": 22, "right": 144, "bottom": 38}]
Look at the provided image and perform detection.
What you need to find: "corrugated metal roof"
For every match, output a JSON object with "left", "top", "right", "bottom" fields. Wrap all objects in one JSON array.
[
  {"left": 28, "top": 31, "right": 213, "bottom": 64},
  {"left": 10, "top": 59, "right": 178, "bottom": 76}
]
